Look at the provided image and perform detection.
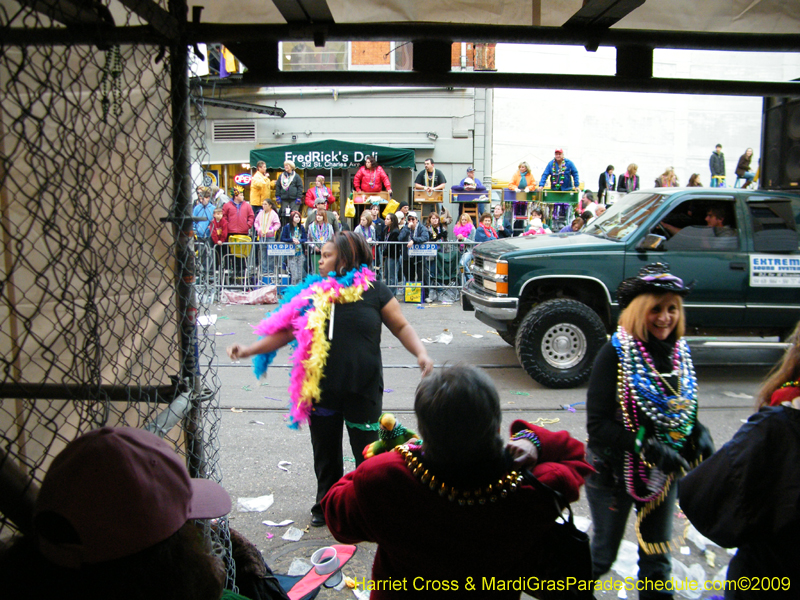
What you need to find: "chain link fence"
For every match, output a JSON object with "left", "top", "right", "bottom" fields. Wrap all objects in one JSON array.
[{"left": 0, "top": 0, "right": 230, "bottom": 584}]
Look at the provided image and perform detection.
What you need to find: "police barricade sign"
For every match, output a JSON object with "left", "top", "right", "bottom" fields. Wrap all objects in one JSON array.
[
  {"left": 266, "top": 243, "right": 297, "bottom": 256},
  {"left": 408, "top": 243, "right": 437, "bottom": 257}
]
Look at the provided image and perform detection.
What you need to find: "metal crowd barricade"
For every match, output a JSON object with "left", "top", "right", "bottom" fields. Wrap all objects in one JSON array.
[
  {"left": 199, "top": 236, "right": 478, "bottom": 303},
  {"left": 370, "top": 239, "right": 477, "bottom": 302}
]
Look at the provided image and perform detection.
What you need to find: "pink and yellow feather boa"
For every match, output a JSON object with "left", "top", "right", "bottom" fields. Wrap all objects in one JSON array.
[{"left": 252, "top": 267, "right": 376, "bottom": 428}]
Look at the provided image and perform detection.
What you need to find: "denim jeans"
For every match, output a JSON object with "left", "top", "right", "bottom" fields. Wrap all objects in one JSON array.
[
  {"left": 261, "top": 241, "right": 275, "bottom": 280},
  {"left": 384, "top": 257, "right": 398, "bottom": 287},
  {"left": 735, "top": 172, "right": 755, "bottom": 187},
  {"left": 585, "top": 447, "right": 675, "bottom": 599}
]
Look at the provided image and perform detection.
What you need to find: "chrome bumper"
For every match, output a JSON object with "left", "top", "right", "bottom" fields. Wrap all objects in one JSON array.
[{"left": 462, "top": 282, "right": 519, "bottom": 321}]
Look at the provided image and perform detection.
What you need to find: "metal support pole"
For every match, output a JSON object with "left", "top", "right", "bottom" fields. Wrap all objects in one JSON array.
[{"left": 169, "top": 0, "right": 205, "bottom": 477}]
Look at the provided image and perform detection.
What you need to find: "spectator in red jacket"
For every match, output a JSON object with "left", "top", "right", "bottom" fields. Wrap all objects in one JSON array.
[
  {"left": 222, "top": 186, "right": 255, "bottom": 236},
  {"left": 323, "top": 365, "right": 591, "bottom": 599},
  {"left": 304, "top": 175, "right": 333, "bottom": 209},
  {"left": 210, "top": 207, "right": 228, "bottom": 272},
  {"left": 354, "top": 156, "right": 392, "bottom": 196}
]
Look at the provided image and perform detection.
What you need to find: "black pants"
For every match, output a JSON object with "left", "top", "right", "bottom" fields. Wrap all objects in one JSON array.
[{"left": 308, "top": 394, "right": 380, "bottom": 517}]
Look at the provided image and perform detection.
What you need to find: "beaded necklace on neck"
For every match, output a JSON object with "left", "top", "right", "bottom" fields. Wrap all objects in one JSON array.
[{"left": 613, "top": 327, "right": 697, "bottom": 503}]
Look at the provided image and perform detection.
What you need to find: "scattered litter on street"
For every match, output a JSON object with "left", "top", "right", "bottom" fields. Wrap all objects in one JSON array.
[
  {"left": 421, "top": 330, "right": 453, "bottom": 345},
  {"left": 487, "top": 330, "right": 499, "bottom": 336},
  {"left": 214, "top": 332, "right": 235, "bottom": 336},
  {"left": 262, "top": 519, "right": 294, "bottom": 527},
  {"left": 248, "top": 420, "right": 264, "bottom": 425},
  {"left": 265, "top": 532, "right": 273, "bottom": 539},
  {"left": 197, "top": 315, "right": 217, "bottom": 327},
  {"left": 529, "top": 417, "right": 560, "bottom": 426},
  {"left": 722, "top": 391, "right": 753, "bottom": 399},
  {"left": 265, "top": 397, "right": 284, "bottom": 402},
  {"left": 236, "top": 494, "right": 274, "bottom": 512},
  {"left": 282, "top": 526, "right": 305, "bottom": 542},
  {"left": 510, "top": 390, "right": 530, "bottom": 396},
  {"left": 560, "top": 401, "right": 585, "bottom": 412},
  {"left": 670, "top": 556, "right": 705, "bottom": 599},
  {"left": 231, "top": 408, "right": 244, "bottom": 413},
  {"left": 573, "top": 516, "right": 592, "bottom": 532},
  {"left": 242, "top": 385, "right": 252, "bottom": 391},
  {"left": 384, "top": 389, "right": 394, "bottom": 393},
  {"left": 287, "top": 557, "right": 312, "bottom": 575},
  {"left": 705, "top": 549, "right": 716, "bottom": 568},
  {"left": 277, "top": 461, "right": 291, "bottom": 471},
  {"left": 680, "top": 546, "right": 691, "bottom": 555},
  {"left": 461, "top": 331, "right": 484, "bottom": 338}
]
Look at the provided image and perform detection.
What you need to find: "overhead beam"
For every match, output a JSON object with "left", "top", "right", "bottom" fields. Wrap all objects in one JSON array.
[
  {"left": 194, "top": 96, "right": 286, "bottom": 117},
  {"left": 116, "top": 0, "right": 180, "bottom": 40},
  {"left": 2, "top": 23, "right": 799, "bottom": 53},
  {"left": 563, "top": 0, "right": 646, "bottom": 30},
  {"left": 271, "top": 0, "right": 334, "bottom": 23},
  {"left": 230, "top": 70, "right": 800, "bottom": 97},
  {"left": 13, "top": 0, "right": 110, "bottom": 25},
  {"left": 616, "top": 45, "right": 652, "bottom": 79}
]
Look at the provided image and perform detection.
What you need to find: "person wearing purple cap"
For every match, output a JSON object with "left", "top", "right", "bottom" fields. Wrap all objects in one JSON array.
[
  {"left": 584, "top": 263, "right": 714, "bottom": 600},
  {"left": 450, "top": 166, "right": 487, "bottom": 193},
  {"left": 0, "top": 427, "right": 231, "bottom": 600},
  {"left": 539, "top": 149, "right": 579, "bottom": 191}
]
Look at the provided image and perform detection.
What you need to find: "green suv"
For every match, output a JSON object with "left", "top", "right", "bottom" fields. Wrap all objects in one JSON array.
[{"left": 462, "top": 188, "right": 800, "bottom": 388}]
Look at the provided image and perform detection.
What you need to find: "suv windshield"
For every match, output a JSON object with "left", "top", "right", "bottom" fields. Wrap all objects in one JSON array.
[{"left": 584, "top": 192, "right": 669, "bottom": 241}]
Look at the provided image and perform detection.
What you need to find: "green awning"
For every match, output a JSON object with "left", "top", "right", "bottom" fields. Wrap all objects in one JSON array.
[{"left": 250, "top": 139, "right": 415, "bottom": 170}]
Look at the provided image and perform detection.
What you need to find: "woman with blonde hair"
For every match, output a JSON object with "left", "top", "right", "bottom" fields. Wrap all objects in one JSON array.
[
  {"left": 617, "top": 163, "right": 639, "bottom": 193},
  {"left": 276, "top": 159, "right": 303, "bottom": 222},
  {"left": 508, "top": 161, "right": 537, "bottom": 193},
  {"left": 585, "top": 263, "right": 713, "bottom": 599},
  {"left": 655, "top": 167, "right": 678, "bottom": 188}
]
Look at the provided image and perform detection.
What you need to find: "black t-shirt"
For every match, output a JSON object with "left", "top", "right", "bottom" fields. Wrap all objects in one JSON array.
[
  {"left": 318, "top": 280, "right": 395, "bottom": 411},
  {"left": 415, "top": 169, "right": 446, "bottom": 187}
]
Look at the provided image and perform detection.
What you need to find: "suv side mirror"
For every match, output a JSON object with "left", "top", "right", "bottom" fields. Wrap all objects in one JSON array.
[{"left": 637, "top": 233, "right": 665, "bottom": 251}]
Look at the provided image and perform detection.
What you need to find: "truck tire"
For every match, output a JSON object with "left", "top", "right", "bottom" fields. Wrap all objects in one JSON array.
[{"left": 515, "top": 299, "right": 607, "bottom": 389}]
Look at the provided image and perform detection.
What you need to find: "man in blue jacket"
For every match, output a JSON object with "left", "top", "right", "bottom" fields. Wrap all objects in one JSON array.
[{"left": 539, "top": 149, "right": 580, "bottom": 191}]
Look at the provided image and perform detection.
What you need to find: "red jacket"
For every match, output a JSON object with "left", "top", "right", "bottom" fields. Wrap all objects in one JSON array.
[
  {"left": 222, "top": 200, "right": 254, "bottom": 236},
  {"left": 304, "top": 186, "right": 333, "bottom": 209},
  {"left": 210, "top": 217, "right": 228, "bottom": 244},
  {"left": 323, "top": 420, "right": 591, "bottom": 599},
  {"left": 354, "top": 166, "right": 391, "bottom": 193}
]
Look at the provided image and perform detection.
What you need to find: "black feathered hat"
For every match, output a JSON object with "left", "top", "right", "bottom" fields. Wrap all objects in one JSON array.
[{"left": 616, "top": 263, "right": 693, "bottom": 310}]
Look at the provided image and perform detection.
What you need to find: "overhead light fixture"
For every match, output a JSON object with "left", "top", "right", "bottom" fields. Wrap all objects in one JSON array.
[{"left": 427, "top": 132, "right": 438, "bottom": 141}]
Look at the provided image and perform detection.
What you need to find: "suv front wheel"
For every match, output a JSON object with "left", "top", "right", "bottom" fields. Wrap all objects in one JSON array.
[{"left": 515, "top": 298, "right": 607, "bottom": 389}]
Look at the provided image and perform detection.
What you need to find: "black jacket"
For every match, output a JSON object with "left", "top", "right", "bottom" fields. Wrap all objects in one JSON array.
[{"left": 679, "top": 406, "right": 800, "bottom": 598}]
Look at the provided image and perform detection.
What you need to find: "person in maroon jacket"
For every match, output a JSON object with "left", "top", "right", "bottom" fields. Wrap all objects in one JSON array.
[
  {"left": 354, "top": 156, "right": 392, "bottom": 196},
  {"left": 322, "top": 365, "right": 591, "bottom": 599},
  {"left": 222, "top": 186, "right": 255, "bottom": 236}
]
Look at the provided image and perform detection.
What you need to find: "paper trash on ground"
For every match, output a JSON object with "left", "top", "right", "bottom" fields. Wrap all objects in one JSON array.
[
  {"left": 262, "top": 519, "right": 294, "bottom": 527},
  {"left": 277, "top": 461, "right": 292, "bottom": 471},
  {"left": 287, "top": 558, "right": 312, "bottom": 576},
  {"left": 282, "top": 526, "right": 305, "bottom": 542},
  {"left": 236, "top": 494, "right": 274, "bottom": 512},
  {"left": 197, "top": 314, "right": 217, "bottom": 327}
]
